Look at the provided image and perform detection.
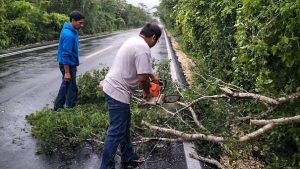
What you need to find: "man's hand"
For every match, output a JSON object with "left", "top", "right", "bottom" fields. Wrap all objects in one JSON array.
[
  {"left": 138, "top": 74, "right": 151, "bottom": 100},
  {"left": 98, "top": 81, "right": 103, "bottom": 90},
  {"left": 143, "top": 91, "right": 152, "bottom": 101},
  {"left": 64, "top": 72, "right": 71, "bottom": 81},
  {"left": 64, "top": 65, "right": 71, "bottom": 81},
  {"left": 150, "top": 74, "right": 159, "bottom": 84}
]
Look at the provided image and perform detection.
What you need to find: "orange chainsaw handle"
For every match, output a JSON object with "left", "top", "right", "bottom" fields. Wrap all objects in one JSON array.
[{"left": 150, "top": 83, "right": 160, "bottom": 97}]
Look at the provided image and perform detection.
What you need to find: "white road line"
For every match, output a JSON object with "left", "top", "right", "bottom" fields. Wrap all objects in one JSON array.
[
  {"left": 183, "top": 142, "right": 203, "bottom": 169},
  {"left": 85, "top": 46, "right": 113, "bottom": 59}
]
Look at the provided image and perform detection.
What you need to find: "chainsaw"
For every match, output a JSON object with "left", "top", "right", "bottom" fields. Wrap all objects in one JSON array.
[{"left": 138, "top": 80, "right": 180, "bottom": 106}]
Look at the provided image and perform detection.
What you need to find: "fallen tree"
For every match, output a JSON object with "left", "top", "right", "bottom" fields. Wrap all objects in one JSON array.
[
  {"left": 136, "top": 87, "right": 300, "bottom": 168},
  {"left": 26, "top": 63, "right": 299, "bottom": 169}
]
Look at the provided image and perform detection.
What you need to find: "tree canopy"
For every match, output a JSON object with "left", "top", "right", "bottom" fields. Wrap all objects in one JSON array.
[{"left": 0, "top": 0, "right": 152, "bottom": 49}]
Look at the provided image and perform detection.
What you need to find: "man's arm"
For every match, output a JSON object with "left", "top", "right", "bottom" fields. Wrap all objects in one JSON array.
[
  {"left": 138, "top": 74, "right": 151, "bottom": 100},
  {"left": 61, "top": 35, "right": 73, "bottom": 81},
  {"left": 138, "top": 74, "right": 160, "bottom": 100}
]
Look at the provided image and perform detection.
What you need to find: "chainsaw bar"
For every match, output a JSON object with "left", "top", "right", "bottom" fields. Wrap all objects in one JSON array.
[{"left": 163, "top": 95, "right": 180, "bottom": 103}]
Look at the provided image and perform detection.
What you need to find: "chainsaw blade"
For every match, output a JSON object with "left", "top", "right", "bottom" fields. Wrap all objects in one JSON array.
[{"left": 163, "top": 95, "right": 180, "bottom": 103}]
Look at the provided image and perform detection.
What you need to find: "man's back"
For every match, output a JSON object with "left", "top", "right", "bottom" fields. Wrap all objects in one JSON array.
[{"left": 103, "top": 36, "right": 153, "bottom": 104}]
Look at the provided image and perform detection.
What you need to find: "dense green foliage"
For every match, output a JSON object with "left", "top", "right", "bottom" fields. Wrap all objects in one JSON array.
[
  {"left": 159, "top": 0, "right": 300, "bottom": 168},
  {"left": 77, "top": 68, "right": 108, "bottom": 105},
  {"left": 26, "top": 70, "right": 109, "bottom": 154},
  {"left": 0, "top": 0, "right": 152, "bottom": 49},
  {"left": 159, "top": 0, "right": 300, "bottom": 95},
  {"left": 26, "top": 104, "right": 109, "bottom": 154}
]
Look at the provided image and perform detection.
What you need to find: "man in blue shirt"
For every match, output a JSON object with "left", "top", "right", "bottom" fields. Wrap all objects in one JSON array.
[{"left": 54, "top": 11, "right": 85, "bottom": 111}]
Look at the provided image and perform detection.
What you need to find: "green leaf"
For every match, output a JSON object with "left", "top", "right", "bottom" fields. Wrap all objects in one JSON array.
[
  {"left": 265, "top": 79, "right": 273, "bottom": 84},
  {"left": 243, "top": 0, "right": 251, "bottom": 5},
  {"left": 285, "top": 57, "right": 295, "bottom": 67},
  {"left": 271, "top": 45, "right": 278, "bottom": 55},
  {"left": 238, "top": 55, "right": 249, "bottom": 62}
]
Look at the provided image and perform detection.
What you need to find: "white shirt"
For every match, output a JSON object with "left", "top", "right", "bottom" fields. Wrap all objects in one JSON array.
[{"left": 103, "top": 36, "right": 153, "bottom": 104}]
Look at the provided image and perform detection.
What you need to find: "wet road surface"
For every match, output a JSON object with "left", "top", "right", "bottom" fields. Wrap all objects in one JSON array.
[{"left": 0, "top": 29, "right": 188, "bottom": 169}]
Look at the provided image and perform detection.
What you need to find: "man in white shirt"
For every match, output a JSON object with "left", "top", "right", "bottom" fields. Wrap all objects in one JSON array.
[{"left": 99, "top": 23, "right": 161, "bottom": 169}]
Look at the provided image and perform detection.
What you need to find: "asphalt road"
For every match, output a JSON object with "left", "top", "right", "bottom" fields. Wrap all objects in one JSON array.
[{"left": 0, "top": 29, "right": 188, "bottom": 169}]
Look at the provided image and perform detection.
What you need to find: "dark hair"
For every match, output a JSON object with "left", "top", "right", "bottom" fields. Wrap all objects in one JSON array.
[
  {"left": 69, "top": 11, "right": 85, "bottom": 22},
  {"left": 140, "top": 23, "right": 162, "bottom": 39}
]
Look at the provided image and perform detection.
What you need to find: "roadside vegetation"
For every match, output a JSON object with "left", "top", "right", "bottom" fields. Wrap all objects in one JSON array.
[
  {"left": 22, "top": 0, "right": 300, "bottom": 168},
  {"left": 26, "top": 68, "right": 109, "bottom": 154},
  {"left": 158, "top": 0, "right": 300, "bottom": 168},
  {"left": 0, "top": 0, "right": 153, "bottom": 49}
]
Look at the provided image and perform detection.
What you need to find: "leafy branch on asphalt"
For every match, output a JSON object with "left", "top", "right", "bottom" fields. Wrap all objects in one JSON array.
[{"left": 138, "top": 82, "right": 300, "bottom": 169}]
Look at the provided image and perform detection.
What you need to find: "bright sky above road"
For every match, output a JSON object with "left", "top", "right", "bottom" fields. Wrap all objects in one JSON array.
[{"left": 126, "top": 0, "right": 160, "bottom": 9}]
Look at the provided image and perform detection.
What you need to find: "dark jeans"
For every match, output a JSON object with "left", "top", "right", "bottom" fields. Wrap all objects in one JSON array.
[
  {"left": 100, "top": 93, "right": 137, "bottom": 169},
  {"left": 54, "top": 65, "right": 78, "bottom": 111}
]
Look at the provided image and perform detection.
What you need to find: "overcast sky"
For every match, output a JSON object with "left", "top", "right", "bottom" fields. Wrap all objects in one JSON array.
[{"left": 126, "top": 0, "right": 160, "bottom": 9}]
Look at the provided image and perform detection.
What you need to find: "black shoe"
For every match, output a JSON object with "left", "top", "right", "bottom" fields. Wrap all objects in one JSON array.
[
  {"left": 121, "top": 161, "right": 139, "bottom": 169},
  {"left": 121, "top": 155, "right": 145, "bottom": 169}
]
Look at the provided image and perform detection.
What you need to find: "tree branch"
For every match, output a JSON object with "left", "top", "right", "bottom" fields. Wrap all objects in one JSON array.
[
  {"left": 195, "top": 72, "right": 248, "bottom": 93},
  {"left": 239, "top": 124, "right": 274, "bottom": 142},
  {"left": 156, "top": 105, "right": 175, "bottom": 116},
  {"left": 251, "top": 115, "right": 300, "bottom": 125},
  {"left": 175, "top": 94, "right": 228, "bottom": 115},
  {"left": 177, "top": 101, "right": 206, "bottom": 130},
  {"left": 277, "top": 92, "right": 300, "bottom": 104},
  {"left": 142, "top": 120, "right": 294, "bottom": 143},
  {"left": 220, "top": 87, "right": 279, "bottom": 105},
  {"left": 190, "top": 153, "right": 225, "bottom": 169},
  {"left": 220, "top": 88, "right": 300, "bottom": 106},
  {"left": 141, "top": 120, "right": 224, "bottom": 143},
  {"left": 133, "top": 137, "right": 183, "bottom": 144},
  {"left": 136, "top": 86, "right": 300, "bottom": 145}
]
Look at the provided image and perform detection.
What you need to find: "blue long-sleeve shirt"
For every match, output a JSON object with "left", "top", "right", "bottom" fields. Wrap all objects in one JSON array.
[{"left": 57, "top": 22, "right": 79, "bottom": 66}]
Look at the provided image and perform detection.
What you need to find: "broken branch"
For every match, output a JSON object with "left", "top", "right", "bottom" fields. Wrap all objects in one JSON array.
[
  {"left": 220, "top": 88, "right": 300, "bottom": 106},
  {"left": 220, "top": 87, "right": 279, "bottom": 105},
  {"left": 239, "top": 124, "right": 274, "bottom": 142},
  {"left": 251, "top": 115, "right": 300, "bottom": 125},
  {"left": 142, "top": 120, "right": 224, "bottom": 143},
  {"left": 175, "top": 94, "right": 228, "bottom": 114},
  {"left": 177, "top": 101, "right": 206, "bottom": 130},
  {"left": 190, "top": 153, "right": 225, "bottom": 169}
]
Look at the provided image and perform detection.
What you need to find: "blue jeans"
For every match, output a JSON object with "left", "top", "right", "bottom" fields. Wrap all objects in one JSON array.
[
  {"left": 54, "top": 65, "right": 78, "bottom": 111},
  {"left": 100, "top": 93, "right": 137, "bottom": 169}
]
